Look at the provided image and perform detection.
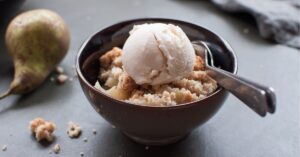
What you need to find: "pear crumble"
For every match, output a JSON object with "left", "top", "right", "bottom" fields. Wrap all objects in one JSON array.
[{"left": 94, "top": 47, "right": 218, "bottom": 107}]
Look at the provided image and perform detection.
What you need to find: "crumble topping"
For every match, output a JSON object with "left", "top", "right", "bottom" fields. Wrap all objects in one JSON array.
[
  {"left": 100, "top": 47, "right": 123, "bottom": 69},
  {"left": 94, "top": 47, "right": 218, "bottom": 106},
  {"left": 194, "top": 55, "right": 205, "bottom": 71},
  {"left": 117, "top": 72, "right": 136, "bottom": 92}
]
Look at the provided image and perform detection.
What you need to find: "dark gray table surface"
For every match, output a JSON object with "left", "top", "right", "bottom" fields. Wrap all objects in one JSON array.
[{"left": 0, "top": 0, "right": 299, "bottom": 157}]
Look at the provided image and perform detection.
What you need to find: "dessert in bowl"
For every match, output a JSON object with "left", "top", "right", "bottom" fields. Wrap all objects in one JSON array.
[
  {"left": 95, "top": 23, "right": 218, "bottom": 107},
  {"left": 76, "top": 18, "right": 237, "bottom": 145}
]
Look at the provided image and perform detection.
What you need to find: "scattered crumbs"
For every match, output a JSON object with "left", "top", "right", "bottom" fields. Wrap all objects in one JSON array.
[
  {"left": 57, "top": 74, "right": 69, "bottom": 84},
  {"left": 145, "top": 146, "right": 149, "bottom": 150},
  {"left": 83, "top": 137, "right": 88, "bottom": 142},
  {"left": 95, "top": 108, "right": 100, "bottom": 113},
  {"left": 243, "top": 28, "right": 249, "bottom": 34},
  {"left": 55, "top": 66, "right": 64, "bottom": 74},
  {"left": 67, "top": 122, "right": 82, "bottom": 138},
  {"left": 52, "top": 144, "right": 60, "bottom": 154},
  {"left": 2, "top": 145, "right": 7, "bottom": 151},
  {"left": 92, "top": 129, "right": 97, "bottom": 135},
  {"left": 111, "top": 125, "right": 116, "bottom": 129},
  {"left": 80, "top": 152, "right": 84, "bottom": 156},
  {"left": 29, "top": 117, "right": 56, "bottom": 142}
]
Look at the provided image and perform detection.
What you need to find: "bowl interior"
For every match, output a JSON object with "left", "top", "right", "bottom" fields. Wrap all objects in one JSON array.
[{"left": 78, "top": 18, "right": 237, "bottom": 91}]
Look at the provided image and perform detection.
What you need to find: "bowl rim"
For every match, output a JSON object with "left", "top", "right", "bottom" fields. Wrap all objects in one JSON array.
[{"left": 76, "top": 18, "right": 238, "bottom": 110}]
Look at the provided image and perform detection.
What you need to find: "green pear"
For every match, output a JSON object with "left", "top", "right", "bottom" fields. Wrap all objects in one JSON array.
[{"left": 0, "top": 9, "right": 70, "bottom": 99}]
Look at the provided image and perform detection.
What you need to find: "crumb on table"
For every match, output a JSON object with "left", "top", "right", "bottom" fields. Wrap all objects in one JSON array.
[
  {"left": 92, "top": 129, "right": 97, "bottom": 135},
  {"left": 67, "top": 122, "right": 82, "bottom": 138},
  {"left": 80, "top": 152, "right": 84, "bottom": 156},
  {"left": 2, "top": 145, "right": 7, "bottom": 151},
  {"left": 55, "top": 66, "right": 64, "bottom": 74},
  {"left": 29, "top": 118, "right": 56, "bottom": 142},
  {"left": 57, "top": 74, "right": 69, "bottom": 84},
  {"left": 83, "top": 137, "right": 88, "bottom": 142},
  {"left": 52, "top": 144, "right": 60, "bottom": 154}
]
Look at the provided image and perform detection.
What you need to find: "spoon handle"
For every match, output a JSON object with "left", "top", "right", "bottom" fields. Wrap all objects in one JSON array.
[{"left": 206, "top": 66, "right": 276, "bottom": 117}]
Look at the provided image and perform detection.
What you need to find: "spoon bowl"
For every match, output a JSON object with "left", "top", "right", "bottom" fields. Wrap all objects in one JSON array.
[{"left": 193, "top": 41, "right": 276, "bottom": 116}]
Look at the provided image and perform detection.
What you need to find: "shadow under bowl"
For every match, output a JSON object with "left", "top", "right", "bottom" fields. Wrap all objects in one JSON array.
[{"left": 76, "top": 18, "right": 237, "bottom": 146}]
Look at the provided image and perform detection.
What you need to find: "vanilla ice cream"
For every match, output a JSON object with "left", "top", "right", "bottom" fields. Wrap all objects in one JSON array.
[{"left": 122, "top": 23, "right": 196, "bottom": 85}]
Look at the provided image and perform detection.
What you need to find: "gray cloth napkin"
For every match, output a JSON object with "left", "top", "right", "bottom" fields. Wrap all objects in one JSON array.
[{"left": 212, "top": 0, "right": 300, "bottom": 48}]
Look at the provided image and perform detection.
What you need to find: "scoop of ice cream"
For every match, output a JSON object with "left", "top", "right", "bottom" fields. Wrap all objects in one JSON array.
[{"left": 122, "top": 23, "right": 196, "bottom": 85}]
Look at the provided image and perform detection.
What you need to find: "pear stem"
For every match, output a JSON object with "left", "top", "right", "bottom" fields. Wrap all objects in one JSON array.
[{"left": 0, "top": 88, "right": 12, "bottom": 100}]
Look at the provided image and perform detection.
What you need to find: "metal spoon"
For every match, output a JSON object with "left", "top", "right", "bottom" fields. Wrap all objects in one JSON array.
[{"left": 192, "top": 41, "right": 276, "bottom": 117}]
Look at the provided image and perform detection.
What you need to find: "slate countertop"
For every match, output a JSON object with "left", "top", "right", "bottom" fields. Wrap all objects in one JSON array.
[{"left": 0, "top": 0, "right": 299, "bottom": 157}]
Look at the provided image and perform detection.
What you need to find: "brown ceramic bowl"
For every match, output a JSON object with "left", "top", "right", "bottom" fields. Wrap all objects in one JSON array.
[{"left": 76, "top": 18, "right": 237, "bottom": 146}]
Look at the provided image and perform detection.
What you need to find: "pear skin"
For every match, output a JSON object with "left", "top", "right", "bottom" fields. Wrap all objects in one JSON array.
[{"left": 0, "top": 9, "right": 70, "bottom": 99}]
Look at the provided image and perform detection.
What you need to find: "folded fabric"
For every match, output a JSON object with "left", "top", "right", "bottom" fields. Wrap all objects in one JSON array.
[{"left": 212, "top": 0, "right": 300, "bottom": 49}]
